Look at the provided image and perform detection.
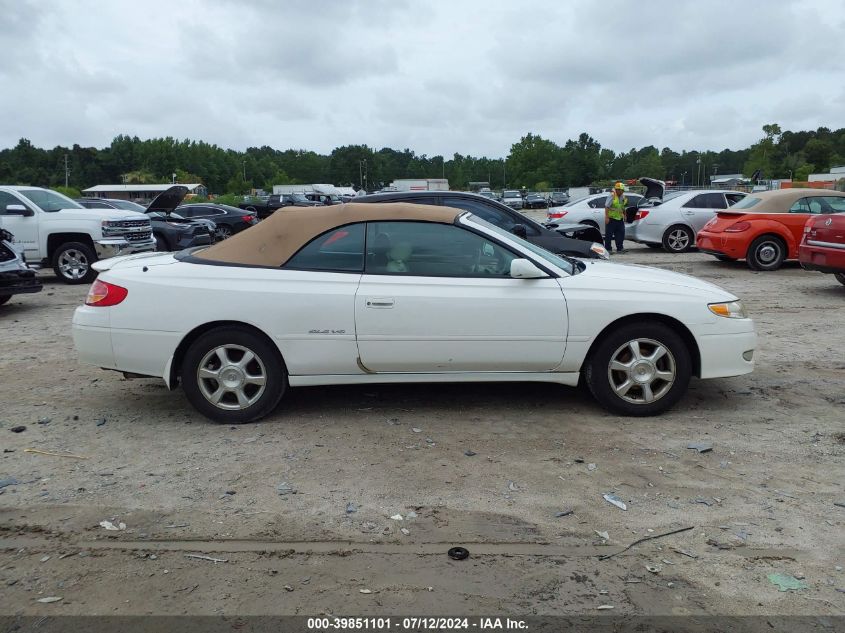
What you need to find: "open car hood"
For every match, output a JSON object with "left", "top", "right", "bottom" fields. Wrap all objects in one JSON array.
[
  {"left": 639, "top": 177, "right": 665, "bottom": 201},
  {"left": 146, "top": 186, "right": 189, "bottom": 215}
]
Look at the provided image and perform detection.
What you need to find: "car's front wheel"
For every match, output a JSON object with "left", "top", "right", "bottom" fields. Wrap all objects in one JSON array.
[
  {"left": 52, "top": 242, "right": 97, "bottom": 284},
  {"left": 215, "top": 225, "right": 233, "bottom": 241},
  {"left": 584, "top": 322, "right": 691, "bottom": 416},
  {"left": 181, "top": 326, "right": 287, "bottom": 423},
  {"left": 835, "top": 272, "right": 845, "bottom": 286}
]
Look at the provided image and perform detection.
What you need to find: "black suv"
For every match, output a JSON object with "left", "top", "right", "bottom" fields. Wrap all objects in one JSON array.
[{"left": 354, "top": 190, "right": 607, "bottom": 259}]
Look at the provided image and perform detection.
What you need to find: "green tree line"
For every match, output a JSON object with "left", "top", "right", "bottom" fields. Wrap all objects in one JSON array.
[{"left": 1, "top": 124, "right": 843, "bottom": 194}]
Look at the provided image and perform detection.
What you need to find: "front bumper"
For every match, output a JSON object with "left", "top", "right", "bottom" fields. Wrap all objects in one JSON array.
[
  {"left": 95, "top": 237, "right": 156, "bottom": 260},
  {"left": 696, "top": 324, "right": 756, "bottom": 379},
  {"left": 799, "top": 242, "right": 845, "bottom": 274},
  {"left": 0, "top": 269, "right": 42, "bottom": 296}
]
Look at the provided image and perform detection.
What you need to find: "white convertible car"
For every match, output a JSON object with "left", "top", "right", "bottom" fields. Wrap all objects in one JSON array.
[{"left": 72, "top": 202, "right": 756, "bottom": 423}]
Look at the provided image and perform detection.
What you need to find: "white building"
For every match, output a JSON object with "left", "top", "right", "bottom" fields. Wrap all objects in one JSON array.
[{"left": 82, "top": 183, "right": 207, "bottom": 200}]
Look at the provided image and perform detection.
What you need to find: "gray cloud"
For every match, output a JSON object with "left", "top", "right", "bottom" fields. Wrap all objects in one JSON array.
[{"left": 0, "top": 0, "right": 843, "bottom": 158}]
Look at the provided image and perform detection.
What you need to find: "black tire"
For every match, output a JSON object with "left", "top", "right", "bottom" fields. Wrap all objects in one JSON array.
[
  {"left": 746, "top": 235, "right": 786, "bottom": 271},
  {"left": 181, "top": 326, "right": 287, "bottom": 424},
  {"left": 646, "top": 243, "right": 663, "bottom": 250},
  {"left": 714, "top": 254, "right": 736, "bottom": 262},
  {"left": 215, "top": 225, "right": 233, "bottom": 241},
  {"left": 154, "top": 233, "right": 169, "bottom": 252},
  {"left": 662, "top": 225, "right": 694, "bottom": 253},
  {"left": 52, "top": 241, "right": 97, "bottom": 284},
  {"left": 583, "top": 322, "right": 692, "bottom": 417},
  {"left": 0, "top": 295, "right": 10, "bottom": 306},
  {"left": 834, "top": 272, "right": 845, "bottom": 286}
]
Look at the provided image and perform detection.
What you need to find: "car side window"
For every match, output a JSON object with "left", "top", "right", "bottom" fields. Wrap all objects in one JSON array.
[
  {"left": 706, "top": 193, "right": 728, "bottom": 209},
  {"left": 789, "top": 198, "right": 812, "bottom": 214},
  {"left": 588, "top": 196, "right": 608, "bottom": 209},
  {"left": 0, "top": 191, "right": 23, "bottom": 214},
  {"left": 82, "top": 201, "right": 111, "bottom": 209},
  {"left": 684, "top": 194, "right": 711, "bottom": 209},
  {"left": 365, "top": 221, "right": 517, "bottom": 278},
  {"left": 442, "top": 197, "right": 539, "bottom": 236},
  {"left": 820, "top": 196, "right": 845, "bottom": 213},
  {"left": 726, "top": 193, "right": 746, "bottom": 206},
  {"left": 284, "top": 223, "right": 365, "bottom": 272}
]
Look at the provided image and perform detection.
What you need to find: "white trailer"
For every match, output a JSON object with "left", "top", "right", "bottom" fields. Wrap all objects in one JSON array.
[
  {"left": 389, "top": 179, "right": 449, "bottom": 192},
  {"left": 272, "top": 184, "right": 341, "bottom": 195}
]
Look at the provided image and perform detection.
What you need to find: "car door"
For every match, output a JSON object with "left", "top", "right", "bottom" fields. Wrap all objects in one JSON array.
[
  {"left": 0, "top": 191, "right": 39, "bottom": 260},
  {"left": 354, "top": 220, "right": 567, "bottom": 373},
  {"left": 682, "top": 193, "right": 727, "bottom": 233}
]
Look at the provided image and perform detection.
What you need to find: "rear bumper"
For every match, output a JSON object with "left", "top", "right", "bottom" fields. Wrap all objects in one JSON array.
[
  {"left": 95, "top": 237, "right": 156, "bottom": 260},
  {"left": 696, "top": 325, "right": 756, "bottom": 379},
  {"left": 799, "top": 242, "right": 845, "bottom": 273},
  {"left": 696, "top": 232, "right": 746, "bottom": 258},
  {"left": 72, "top": 305, "right": 117, "bottom": 370}
]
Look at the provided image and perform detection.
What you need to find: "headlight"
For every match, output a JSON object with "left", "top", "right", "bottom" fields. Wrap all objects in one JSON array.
[
  {"left": 708, "top": 301, "right": 748, "bottom": 319},
  {"left": 101, "top": 220, "right": 123, "bottom": 237},
  {"left": 590, "top": 243, "right": 610, "bottom": 260}
]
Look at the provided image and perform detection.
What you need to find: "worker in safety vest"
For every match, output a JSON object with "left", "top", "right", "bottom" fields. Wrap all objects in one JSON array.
[{"left": 604, "top": 182, "right": 628, "bottom": 253}]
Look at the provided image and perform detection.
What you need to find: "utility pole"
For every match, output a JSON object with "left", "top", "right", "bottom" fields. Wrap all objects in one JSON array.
[
  {"left": 242, "top": 160, "right": 246, "bottom": 181},
  {"left": 64, "top": 154, "right": 70, "bottom": 188}
]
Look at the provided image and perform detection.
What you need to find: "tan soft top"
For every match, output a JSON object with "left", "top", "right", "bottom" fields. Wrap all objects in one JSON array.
[
  {"left": 741, "top": 188, "right": 845, "bottom": 213},
  {"left": 194, "top": 202, "right": 461, "bottom": 267}
]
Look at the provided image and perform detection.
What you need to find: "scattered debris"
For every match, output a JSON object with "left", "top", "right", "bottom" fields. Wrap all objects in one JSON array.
[
  {"left": 164, "top": 524, "right": 189, "bottom": 528},
  {"left": 706, "top": 538, "right": 736, "bottom": 550},
  {"left": 508, "top": 481, "right": 519, "bottom": 491},
  {"left": 463, "top": 450, "right": 477, "bottom": 457},
  {"left": 411, "top": 427, "right": 422, "bottom": 433},
  {"left": 185, "top": 554, "right": 228, "bottom": 563},
  {"left": 96, "top": 418, "right": 106, "bottom": 427},
  {"left": 646, "top": 565, "right": 661, "bottom": 574},
  {"left": 359, "top": 589, "right": 373, "bottom": 594},
  {"left": 833, "top": 502, "right": 845, "bottom": 509},
  {"left": 10, "top": 426, "right": 26, "bottom": 433},
  {"left": 661, "top": 559, "right": 675, "bottom": 566},
  {"left": 555, "top": 510, "right": 574, "bottom": 517},
  {"left": 692, "top": 497, "right": 713, "bottom": 506},
  {"left": 284, "top": 584, "right": 294, "bottom": 592},
  {"left": 36, "top": 596, "right": 63, "bottom": 603},
  {"left": 24, "top": 448, "right": 88, "bottom": 459},
  {"left": 596, "top": 605, "right": 614, "bottom": 610},
  {"left": 276, "top": 482, "right": 296, "bottom": 496},
  {"left": 400, "top": 528, "right": 410, "bottom": 536},
  {"left": 346, "top": 503, "right": 358, "bottom": 514},
  {"left": 587, "top": 463, "right": 597, "bottom": 471},
  {"left": 598, "top": 526, "right": 694, "bottom": 561},
  {"left": 687, "top": 442, "right": 713, "bottom": 453},
  {"left": 603, "top": 493, "right": 627, "bottom": 511},
  {"left": 595, "top": 530, "right": 610, "bottom": 541},
  {"left": 37, "top": 417, "right": 52, "bottom": 425},
  {"left": 406, "top": 511, "right": 417, "bottom": 519},
  {"left": 99, "top": 520, "right": 126, "bottom": 531},
  {"left": 448, "top": 547, "right": 469, "bottom": 560},
  {"left": 767, "top": 574, "right": 808, "bottom": 592},
  {"left": 390, "top": 514, "right": 403, "bottom": 521},
  {"left": 40, "top": 555, "right": 51, "bottom": 562},
  {"left": 672, "top": 547, "right": 698, "bottom": 559},
  {"left": 574, "top": 458, "right": 585, "bottom": 464},
  {"left": 0, "top": 477, "right": 19, "bottom": 489}
]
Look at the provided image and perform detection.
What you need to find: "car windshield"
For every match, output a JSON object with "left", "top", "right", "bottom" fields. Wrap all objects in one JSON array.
[
  {"left": 503, "top": 191, "right": 520, "bottom": 198},
  {"left": 564, "top": 196, "right": 590, "bottom": 206},
  {"left": 109, "top": 200, "right": 147, "bottom": 211},
  {"left": 463, "top": 215, "right": 577, "bottom": 276},
  {"left": 19, "top": 189, "right": 83, "bottom": 211},
  {"left": 661, "top": 191, "right": 686, "bottom": 202},
  {"left": 731, "top": 196, "right": 762, "bottom": 210},
  {"left": 291, "top": 193, "right": 308, "bottom": 202}
]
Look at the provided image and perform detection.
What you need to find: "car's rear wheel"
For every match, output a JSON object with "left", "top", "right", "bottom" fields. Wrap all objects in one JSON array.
[
  {"left": 747, "top": 235, "right": 786, "bottom": 271},
  {"left": 52, "top": 242, "right": 97, "bottom": 284},
  {"left": 714, "top": 254, "right": 736, "bottom": 262},
  {"left": 662, "top": 225, "right": 694, "bottom": 253},
  {"left": 584, "top": 322, "right": 691, "bottom": 416},
  {"left": 835, "top": 272, "right": 845, "bottom": 286},
  {"left": 181, "top": 326, "right": 287, "bottom": 424}
]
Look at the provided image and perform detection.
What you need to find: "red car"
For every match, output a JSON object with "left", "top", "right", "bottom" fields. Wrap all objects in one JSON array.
[
  {"left": 697, "top": 189, "right": 845, "bottom": 271},
  {"left": 799, "top": 212, "right": 845, "bottom": 286}
]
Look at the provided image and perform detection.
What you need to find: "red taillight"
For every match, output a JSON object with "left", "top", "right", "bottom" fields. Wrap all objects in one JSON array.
[
  {"left": 85, "top": 280, "right": 128, "bottom": 307},
  {"left": 548, "top": 210, "right": 568, "bottom": 219},
  {"left": 724, "top": 221, "right": 751, "bottom": 233},
  {"left": 634, "top": 210, "right": 649, "bottom": 220},
  {"left": 241, "top": 214, "right": 255, "bottom": 223}
]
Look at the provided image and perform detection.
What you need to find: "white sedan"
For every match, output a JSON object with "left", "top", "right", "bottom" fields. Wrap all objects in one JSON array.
[{"left": 73, "top": 202, "right": 756, "bottom": 423}]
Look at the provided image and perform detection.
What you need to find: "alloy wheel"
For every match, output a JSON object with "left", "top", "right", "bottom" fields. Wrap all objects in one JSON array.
[
  {"left": 215, "top": 226, "right": 232, "bottom": 241},
  {"left": 58, "top": 249, "right": 90, "bottom": 280},
  {"left": 666, "top": 228, "right": 691, "bottom": 252},
  {"left": 607, "top": 338, "right": 676, "bottom": 404},
  {"left": 197, "top": 344, "right": 267, "bottom": 410}
]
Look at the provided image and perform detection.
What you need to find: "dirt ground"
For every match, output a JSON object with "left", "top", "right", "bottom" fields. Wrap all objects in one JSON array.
[{"left": 1, "top": 234, "right": 844, "bottom": 619}]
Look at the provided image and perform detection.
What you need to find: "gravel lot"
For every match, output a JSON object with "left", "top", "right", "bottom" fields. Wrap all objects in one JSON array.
[{"left": 1, "top": 233, "right": 844, "bottom": 617}]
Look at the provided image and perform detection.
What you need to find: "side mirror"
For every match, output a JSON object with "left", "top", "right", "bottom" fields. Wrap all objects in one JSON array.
[
  {"left": 511, "top": 223, "right": 528, "bottom": 239},
  {"left": 510, "top": 258, "right": 547, "bottom": 279},
  {"left": 5, "top": 204, "right": 33, "bottom": 217}
]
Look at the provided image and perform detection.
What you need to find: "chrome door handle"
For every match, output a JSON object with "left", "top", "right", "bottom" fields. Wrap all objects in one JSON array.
[{"left": 366, "top": 297, "right": 394, "bottom": 308}]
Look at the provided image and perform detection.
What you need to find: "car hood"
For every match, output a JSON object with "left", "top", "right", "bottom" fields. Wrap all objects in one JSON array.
[
  {"left": 639, "top": 177, "right": 665, "bottom": 201},
  {"left": 146, "top": 186, "right": 189, "bottom": 215},
  {"left": 48, "top": 208, "right": 149, "bottom": 221},
  {"left": 574, "top": 260, "right": 736, "bottom": 299}
]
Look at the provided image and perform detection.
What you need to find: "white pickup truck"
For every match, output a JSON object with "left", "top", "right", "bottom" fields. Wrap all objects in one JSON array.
[{"left": 0, "top": 186, "right": 155, "bottom": 284}]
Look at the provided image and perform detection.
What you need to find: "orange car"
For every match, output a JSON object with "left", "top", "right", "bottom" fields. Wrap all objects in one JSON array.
[{"left": 696, "top": 189, "right": 845, "bottom": 270}]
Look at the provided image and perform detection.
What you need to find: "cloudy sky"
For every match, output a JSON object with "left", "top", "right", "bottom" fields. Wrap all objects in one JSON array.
[{"left": 1, "top": 0, "right": 843, "bottom": 157}]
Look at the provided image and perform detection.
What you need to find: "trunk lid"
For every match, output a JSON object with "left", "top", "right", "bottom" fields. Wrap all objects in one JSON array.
[
  {"left": 702, "top": 211, "right": 750, "bottom": 233},
  {"left": 639, "top": 177, "right": 665, "bottom": 202},
  {"left": 804, "top": 212, "right": 845, "bottom": 245}
]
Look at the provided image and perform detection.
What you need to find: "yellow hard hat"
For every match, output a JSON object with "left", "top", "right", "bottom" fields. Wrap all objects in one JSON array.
[{"left": 614, "top": 182, "right": 625, "bottom": 191}]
